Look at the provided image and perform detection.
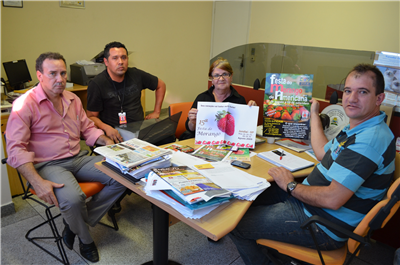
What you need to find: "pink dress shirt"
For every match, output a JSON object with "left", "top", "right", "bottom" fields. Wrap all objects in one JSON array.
[{"left": 6, "top": 84, "right": 104, "bottom": 168}]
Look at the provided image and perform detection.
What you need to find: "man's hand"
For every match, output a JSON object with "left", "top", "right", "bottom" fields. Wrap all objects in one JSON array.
[
  {"left": 96, "top": 134, "right": 115, "bottom": 146},
  {"left": 145, "top": 111, "right": 160, "bottom": 120},
  {"left": 104, "top": 126, "right": 123, "bottom": 143},
  {"left": 310, "top": 98, "right": 320, "bottom": 115},
  {"left": 268, "top": 167, "right": 294, "bottom": 191},
  {"left": 32, "top": 179, "right": 64, "bottom": 207}
]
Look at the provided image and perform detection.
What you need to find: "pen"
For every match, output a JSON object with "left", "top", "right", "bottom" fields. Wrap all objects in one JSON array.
[{"left": 280, "top": 151, "right": 284, "bottom": 160}]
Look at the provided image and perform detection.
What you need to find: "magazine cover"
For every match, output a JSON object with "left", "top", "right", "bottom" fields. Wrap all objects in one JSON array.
[
  {"left": 195, "top": 102, "right": 259, "bottom": 148},
  {"left": 191, "top": 145, "right": 232, "bottom": 162},
  {"left": 94, "top": 138, "right": 172, "bottom": 168},
  {"left": 263, "top": 73, "right": 313, "bottom": 140}
]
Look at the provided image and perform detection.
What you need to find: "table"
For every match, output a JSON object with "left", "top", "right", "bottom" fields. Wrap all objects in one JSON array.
[{"left": 95, "top": 138, "right": 318, "bottom": 265}]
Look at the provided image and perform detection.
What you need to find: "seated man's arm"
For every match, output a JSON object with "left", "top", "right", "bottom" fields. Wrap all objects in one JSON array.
[
  {"left": 95, "top": 134, "right": 114, "bottom": 146},
  {"left": 87, "top": 110, "right": 123, "bottom": 143},
  {"left": 145, "top": 78, "right": 166, "bottom": 120},
  {"left": 269, "top": 167, "right": 353, "bottom": 210},
  {"left": 17, "top": 162, "right": 65, "bottom": 207},
  {"left": 310, "top": 98, "right": 328, "bottom": 160}
]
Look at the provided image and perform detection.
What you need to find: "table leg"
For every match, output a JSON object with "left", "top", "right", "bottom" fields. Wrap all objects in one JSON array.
[{"left": 142, "top": 204, "right": 180, "bottom": 265}]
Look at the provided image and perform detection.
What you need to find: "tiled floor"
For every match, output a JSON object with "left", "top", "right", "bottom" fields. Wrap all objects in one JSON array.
[{"left": 1, "top": 192, "right": 397, "bottom": 265}]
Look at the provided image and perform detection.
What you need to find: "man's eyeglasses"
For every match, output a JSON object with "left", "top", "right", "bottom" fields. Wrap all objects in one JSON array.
[{"left": 212, "top": 73, "right": 231, "bottom": 80}]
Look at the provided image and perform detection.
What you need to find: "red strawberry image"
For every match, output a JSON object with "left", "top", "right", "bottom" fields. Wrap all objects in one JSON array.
[
  {"left": 212, "top": 141, "right": 216, "bottom": 144},
  {"left": 215, "top": 110, "right": 235, "bottom": 136},
  {"left": 246, "top": 144, "right": 250, "bottom": 147},
  {"left": 236, "top": 143, "right": 240, "bottom": 146},
  {"left": 196, "top": 141, "right": 201, "bottom": 144},
  {"left": 240, "top": 143, "right": 245, "bottom": 147},
  {"left": 223, "top": 140, "right": 227, "bottom": 144},
  {"left": 202, "top": 140, "right": 207, "bottom": 144},
  {"left": 225, "top": 113, "right": 235, "bottom": 136},
  {"left": 227, "top": 141, "right": 231, "bottom": 145},
  {"left": 216, "top": 141, "right": 220, "bottom": 144},
  {"left": 206, "top": 141, "right": 211, "bottom": 144},
  {"left": 250, "top": 145, "right": 254, "bottom": 148}
]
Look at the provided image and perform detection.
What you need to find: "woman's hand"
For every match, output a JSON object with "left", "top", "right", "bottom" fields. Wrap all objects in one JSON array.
[
  {"left": 188, "top": 108, "right": 198, "bottom": 131},
  {"left": 247, "top": 100, "right": 257, "bottom": 107}
]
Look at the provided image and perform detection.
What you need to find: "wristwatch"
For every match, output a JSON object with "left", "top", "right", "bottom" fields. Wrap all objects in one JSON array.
[{"left": 287, "top": 181, "right": 298, "bottom": 196}]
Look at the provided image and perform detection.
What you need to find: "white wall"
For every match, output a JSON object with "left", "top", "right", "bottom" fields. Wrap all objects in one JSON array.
[
  {"left": 248, "top": 1, "right": 399, "bottom": 53},
  {"left": 1, "top": 1, "right": 213, "bottom": 110}
]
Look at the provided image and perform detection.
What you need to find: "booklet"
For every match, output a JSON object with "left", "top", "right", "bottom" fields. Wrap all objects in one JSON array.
[
  {"left": 191, "top": 145, "right": 232, "bottom": 162},
  {"left": 228, "top": 148, "right": 251, "bottom": 162},
  {"left": 164, "top": 144, "right": 194, "bottom": 153},
  {"left": 263, "top": 73, "right": 313, "bottom": 140},
  {"left": 150, "top": 166, "right": 231, "bottom": 204},
  {"left": 257, "top": 148, "right": 314, "bottom": 172},
  {"left": 195, "top": 102, "right": 259, "bottom": 149},
  {"left": 94, "top": 138, "right": 172, "bottom": 169},
  {"left": 275, "top": 138, "right": 312, "bottom": 152}
]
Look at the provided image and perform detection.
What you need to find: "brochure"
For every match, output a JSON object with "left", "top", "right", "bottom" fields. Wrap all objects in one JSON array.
[
  {"left": 257, "top": 148, "right": 314, "bottom": 172},
  {"left": 263, "top": 73, "right": 313, "bottom": 140},
  {"left": 191, "top": 145, "right": 232, "bottom": 162},
  {"left": 94, "top": 138, "right": 172, "bottom": 169},
  {"left": 228, "top": 148, "right": 251, "bottom": 162},
  {"left": 164, "top": 144, "right": 194, "bottom": 153},
  {"left": 195, "top": 102, "right": 259, "bottom": 148},
  {"left": 150, "top": 166, "right": 231, "bottom": 204}
]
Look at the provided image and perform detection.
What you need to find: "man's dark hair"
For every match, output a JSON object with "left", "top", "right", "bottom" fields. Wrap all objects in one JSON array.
[
  {"left": 103, "top": 41, "right": 128, "bottom": 60},
  {"left": 345, "top": 64, "right": 385, "bottom": 95},
  {"left": 35, "top": 52, "right": 66, "bottom": 73}
]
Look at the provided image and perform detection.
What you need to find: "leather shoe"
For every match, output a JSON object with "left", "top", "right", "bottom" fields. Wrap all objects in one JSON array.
[
  {"left": 79, "top": 239, "right": 99, "bottom": 263},
  {"left": 62, "top": 219, "right": 75, "bottom": 250}
]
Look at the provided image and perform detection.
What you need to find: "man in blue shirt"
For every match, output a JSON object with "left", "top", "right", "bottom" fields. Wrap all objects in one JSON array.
[{"left": 230, "top": 64, "right": 396, "bottom": 264}]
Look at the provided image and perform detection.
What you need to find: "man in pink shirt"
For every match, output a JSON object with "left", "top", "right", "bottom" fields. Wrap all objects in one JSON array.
[{"left": 6, "top": 52, "right": 126, "bottom": 263}]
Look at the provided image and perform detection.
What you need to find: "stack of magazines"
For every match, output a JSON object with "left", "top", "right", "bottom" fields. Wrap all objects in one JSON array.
[{"left": 94, "top": 138, "right": 173, "bottom": 180}]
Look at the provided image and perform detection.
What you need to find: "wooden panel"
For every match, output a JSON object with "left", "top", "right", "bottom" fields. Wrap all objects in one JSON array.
[{"left": 1, "top": 117, "right": 26, "bottom": 196}]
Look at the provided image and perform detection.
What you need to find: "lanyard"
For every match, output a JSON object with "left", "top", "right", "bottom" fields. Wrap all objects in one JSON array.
[{"left": 111, "top": 79, "right": 126, "bottom": 113}]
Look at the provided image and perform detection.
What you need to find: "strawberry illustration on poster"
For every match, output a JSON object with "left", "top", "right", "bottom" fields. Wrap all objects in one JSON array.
[
  {"left": 195, "top": 102, "right": 259, "bottom": 149},
  {"left": 263, "top": 73, "right": 313, "bottom": 140}
]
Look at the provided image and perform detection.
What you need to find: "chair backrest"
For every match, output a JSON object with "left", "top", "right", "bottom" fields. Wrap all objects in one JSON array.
[
  {"left": 168, "top": 102, "right": 193, "bottom": 139},
  {"left": 348, "top": 176, "right": 400, "bottom": 253}
]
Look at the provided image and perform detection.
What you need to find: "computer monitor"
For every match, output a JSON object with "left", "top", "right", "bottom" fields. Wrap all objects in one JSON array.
[{"left": 2, "top": 59, "right": 32, "bottom": 91}]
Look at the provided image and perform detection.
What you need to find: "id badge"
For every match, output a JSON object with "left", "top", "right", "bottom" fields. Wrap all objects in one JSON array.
[{"left": 118, "top": 112, "right": 127, "bottom": 124}]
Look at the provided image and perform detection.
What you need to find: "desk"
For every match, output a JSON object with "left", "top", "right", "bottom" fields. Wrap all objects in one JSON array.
[{"left": 95, "top": 138, "right": 318, "bottom": 264}]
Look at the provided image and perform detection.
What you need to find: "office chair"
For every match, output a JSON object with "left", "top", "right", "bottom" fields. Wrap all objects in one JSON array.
[
  {"left": 2, "top": 137, "right": 119, "bottom": 265},
  {"left": 257, "top": 165, "right": 400, "bottom": 265},
  {"left": 168, "top": 102, "right": 193, "bottom": 139},
  {"left": 253, "top": 78, "right": 261, "bottom": 90}
]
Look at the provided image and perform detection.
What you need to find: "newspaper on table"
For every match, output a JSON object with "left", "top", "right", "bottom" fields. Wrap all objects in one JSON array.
[{"left": 94, "top": 138, "right": 172, "bottom": 169}]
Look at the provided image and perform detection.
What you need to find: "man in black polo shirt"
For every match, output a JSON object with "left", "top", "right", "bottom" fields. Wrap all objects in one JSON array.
[{"left": 87, "top": 41, "right": 166, "bottom": 143}]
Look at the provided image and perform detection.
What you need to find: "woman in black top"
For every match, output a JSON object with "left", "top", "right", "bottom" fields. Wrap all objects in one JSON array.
[{"left": 180, "top": 58, "right": 257, "bottom": 140}]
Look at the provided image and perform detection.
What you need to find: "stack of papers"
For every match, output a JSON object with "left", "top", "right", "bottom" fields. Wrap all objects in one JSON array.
[
  {"left": 143, "top": 151, "right": 270, "bottom": 219},
  {"left": 95, "top": 138, "right": 173, "bottom": 179}
]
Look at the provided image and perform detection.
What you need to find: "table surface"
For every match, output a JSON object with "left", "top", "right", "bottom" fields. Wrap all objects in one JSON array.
[{"left": 95, "top": 138, "right": 318, "bottom": 241}]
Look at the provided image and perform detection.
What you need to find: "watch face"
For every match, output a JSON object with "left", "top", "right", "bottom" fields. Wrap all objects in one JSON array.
[
  {"left": 288, "top": 182, "right": 297, "bottom": 191},
  {"left": 287, "top": 181, "right": 298, "bottom": 195}
]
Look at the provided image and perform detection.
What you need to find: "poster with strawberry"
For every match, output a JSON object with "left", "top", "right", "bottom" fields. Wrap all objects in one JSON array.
[
  {"left": 195, "top": 102, "right": 259, "bottom": 149},
  {"left": 263, "top": 73, "right": 313, "bottom": 140}
]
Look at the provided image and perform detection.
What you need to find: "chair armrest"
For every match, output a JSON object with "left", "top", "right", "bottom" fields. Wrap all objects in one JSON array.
[
  {"left": 1, "top": 158, "right": 7, "bottom": 164},
  {"left": 301, "top": 215, "right": 367, "bottom": 244}
]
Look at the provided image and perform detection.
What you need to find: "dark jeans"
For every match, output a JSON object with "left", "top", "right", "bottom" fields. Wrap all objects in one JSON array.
[{"left": 229, "top": 183, "right": 345, "bottom": 265}]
